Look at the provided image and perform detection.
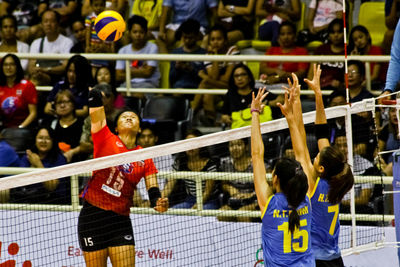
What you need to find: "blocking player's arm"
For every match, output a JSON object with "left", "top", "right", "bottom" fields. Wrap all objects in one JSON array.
[
  {"left": 88, "top": 88, "right": 107, "bottom": 134},
  {"left": 251, "top": 89, "right": 273, "bottom": 212},
  {"left": 305, "top": 64, "right": 330, "bottom": 150},
  {"left": 289, "top": 73, "right": 307, "bottom": 149},
  {"left": 278, "top": 81, "right": 315, "bottom": 193}
]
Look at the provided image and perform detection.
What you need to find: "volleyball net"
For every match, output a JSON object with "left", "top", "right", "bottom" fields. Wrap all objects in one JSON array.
[{"left": 0, "top": 98, "right": 391, "bottom": 266}]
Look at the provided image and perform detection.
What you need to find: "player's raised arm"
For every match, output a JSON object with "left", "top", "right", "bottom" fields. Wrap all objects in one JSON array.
[
  {"left": 251, "top": 88, "right": 272, "bottom": 212},
  {"left": 88, "top": 86, "right": 107, "bottom": 134},
  {"left": 288, "top": 73, "right": 307, "bottom": 148},
  {"left": 304, "top": 64, "right": 330, "bottom": 151},
  {"left": 278, "top": 82, "right": 315, "bottom": 193}
]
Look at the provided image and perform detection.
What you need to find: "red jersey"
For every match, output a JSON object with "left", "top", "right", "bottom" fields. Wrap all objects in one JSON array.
[
  {"left": 265, "top": 46, "right": 309, "bottom": 72},
  {"left": 82, "top": 126, "right": 157, "bottom": 216},
  {"left": 0, "top": 79, "right": 37, "bottom": 128}
]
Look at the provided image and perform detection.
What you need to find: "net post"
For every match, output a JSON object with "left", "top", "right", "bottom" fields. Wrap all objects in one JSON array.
[
  {"left": 345, "top": 104, "right": 357, "bottom": 248},
  {"left": 70, "top": 174, "right": 80, "bottom": 210}
]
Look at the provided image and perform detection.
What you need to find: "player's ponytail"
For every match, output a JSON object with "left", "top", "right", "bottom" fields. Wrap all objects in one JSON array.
[
  {"left": 274, "top": 158, "right": 308, "bottom": 234},
  {"left": 319, "top": 146, "right": 354, "bottom": 204}
]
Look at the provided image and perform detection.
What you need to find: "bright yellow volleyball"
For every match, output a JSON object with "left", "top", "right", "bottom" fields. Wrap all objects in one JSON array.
[{"left": 94, "top": 11, "right": 126, "bottom": 41}]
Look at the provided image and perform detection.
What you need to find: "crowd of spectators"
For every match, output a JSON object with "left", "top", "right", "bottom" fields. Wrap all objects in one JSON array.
[{"left": 0, "top": 0, "right": 396, "bottom": 219}]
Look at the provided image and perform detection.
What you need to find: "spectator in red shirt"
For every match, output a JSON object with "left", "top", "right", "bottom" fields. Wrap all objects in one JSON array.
[
  {"left": 348, "top": 25, "right": 387, "bottom": 90},
  {"left": 78, "top": 87, "right": 168, "bottom": 267},
  {"left": 259, "top": 21, "right": 309, "bottom": 85},
  {"left": 0, "top": 53, "right": 37, "bottom": 128}
]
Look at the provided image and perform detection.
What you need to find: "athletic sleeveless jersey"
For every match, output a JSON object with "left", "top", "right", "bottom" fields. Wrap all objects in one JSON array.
[
  {"left": 310, "top": 177, "right": 341, "bottom": 260},
  {"left": 82, "top": 126, "right": 157, "bottom": 216},
  {"left": 261, "top": 193, "right": 314, "bottom": 267}
]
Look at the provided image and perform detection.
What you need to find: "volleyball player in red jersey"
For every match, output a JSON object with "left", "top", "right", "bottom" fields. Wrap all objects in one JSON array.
[{"left": 78, "top": 87, "right": 169, "bottom": 267}]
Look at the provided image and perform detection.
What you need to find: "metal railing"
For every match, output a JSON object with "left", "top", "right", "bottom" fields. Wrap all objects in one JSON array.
[{"left": 0, "top": 52, "right": 389, "bottom": 95}]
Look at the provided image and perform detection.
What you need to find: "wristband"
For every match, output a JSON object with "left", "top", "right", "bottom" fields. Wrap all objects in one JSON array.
[
  {"left": 251, "top": 108, "right": 260, "bottom": 113},
  {"left": 88, "top": 88, "right": 103, "bottom": 107},
  {"left": 148, "top": 187, "right": 161, "bottom": 208},
  {"left": 314, "top": 123, "right": 330, "bottom": 140}
]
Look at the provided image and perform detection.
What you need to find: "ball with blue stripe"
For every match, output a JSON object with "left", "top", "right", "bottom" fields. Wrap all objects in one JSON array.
[{"left": 94, "top": 11, "right": 126, "bottom": 42}]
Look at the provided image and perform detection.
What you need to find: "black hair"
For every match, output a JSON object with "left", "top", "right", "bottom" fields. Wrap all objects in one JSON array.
[
  {"left": 113, "top": 108, "right": 141, "bottom": 133},
  {"left": 319, "top": 146, "right": 354, "bottom": 204},
  {"left": 328, "top": 18, "right": 343, "bottom": 34},
  {"left": 127, "top": 15, "right": 148, "bottom": 32},
  {"left": 31, "top": 126, "right": 63, "bottom": 164},
  {"left": 0, "top": 53, "right": 25, "bottom": 86},
  {"left": 41, "top": 9, "right": 61, "bottom": 24},
  {"left": 63, "top": 55, "right": 94, "bottom": 93},
  {"left": 279, "top": 21, "right": 296, "bottom": 35},
  {"left": 175, "top": 18, "right": 201, "bottom": 40},
  {"left": 94, "top": 65, "right": 117, "bottom": 97},
  {"left": 0, "top": 15, "right": 17, "bottom": 29},
  {"left": 208, "top": 24, "right": 228, "bottom": 41},
  {"left": 348, "top": 25, "right": 372, "bottom": 54},
  {"left": 274, "top": 158, "right": 308, "bottom": 234},
  {"left": 228, "top": 63, "right": 255, "bottom": 91},
  {"left": 327, "top": 90, "right": 346, "bottom": 106},
  {"left": 140, "top": 121, "right": 157, "bottom": 134},
  {"left": 347, "top": 59, "right": 365, "bottom": 78}
]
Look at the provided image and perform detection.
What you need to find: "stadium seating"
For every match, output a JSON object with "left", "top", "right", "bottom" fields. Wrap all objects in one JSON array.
[
  {"left": 123, "top": 96, "right": 143, "bottom": 114},
  {"left": 141, "top": 96, "right": 193, "bottom": 143},
  {"left": 358, "top": 1, "right": 386, "bottom": 46},
  {"left": 0, "top": 128, "right": 35, "bottom": 155}
]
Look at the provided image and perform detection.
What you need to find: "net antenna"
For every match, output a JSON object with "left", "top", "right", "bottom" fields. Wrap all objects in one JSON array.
[{"left": 341, "top": 0, "right": 350, "bottom": 105}]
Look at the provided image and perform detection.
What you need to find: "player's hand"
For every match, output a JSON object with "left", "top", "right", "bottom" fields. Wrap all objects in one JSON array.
[
  {"left": 154, "top": 197, "right": 169, "bottom": 213},
  {"left": 284, "top": 72, "right": 301, "bottom": 103},
  {"left": 304, "top": 64, "right": 322, "bottom": 95},
  {"left": 251, "top": 87, "right": 269, "bottom": 113},
  {"left": 277, "top": 83, "right": 296, "bottom": 119}
]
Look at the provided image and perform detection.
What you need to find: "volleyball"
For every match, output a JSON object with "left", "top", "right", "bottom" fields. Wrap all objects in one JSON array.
[{"left": 94, "top": 10, "right": 126, "bottom": 42}]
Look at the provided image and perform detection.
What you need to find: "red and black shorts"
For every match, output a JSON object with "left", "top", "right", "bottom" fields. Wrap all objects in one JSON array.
[{"left": 77, "top": 201, "right": 135, "bottom": 252}]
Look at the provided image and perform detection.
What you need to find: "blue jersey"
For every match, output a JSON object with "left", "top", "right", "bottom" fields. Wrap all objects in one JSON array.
[
  {"left": 310, "top": 177, "right": 341, "bottom": 260},
  {"left": 261, "top": 193, "right": 314, "bottom": 267}
]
